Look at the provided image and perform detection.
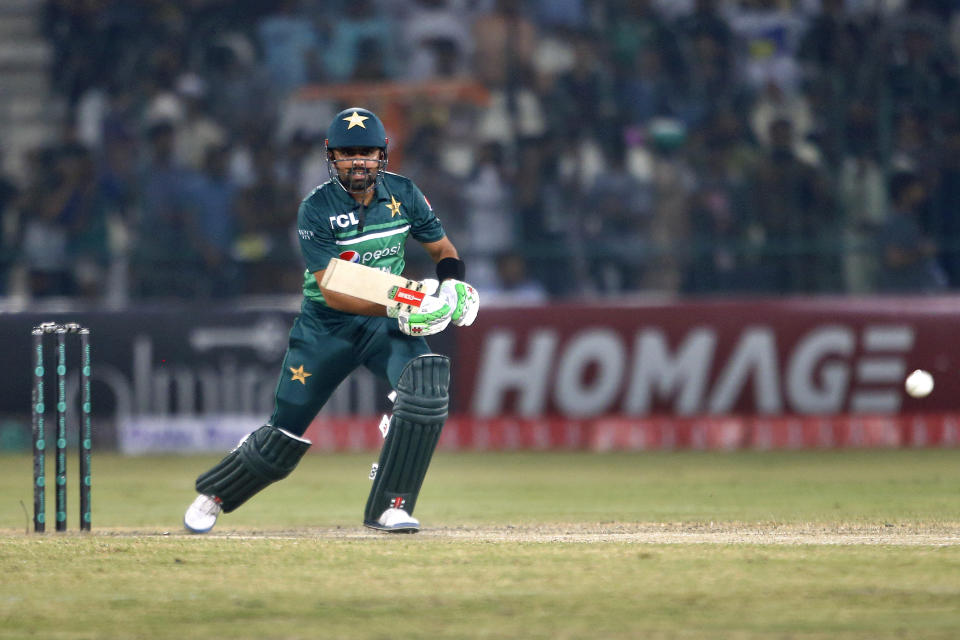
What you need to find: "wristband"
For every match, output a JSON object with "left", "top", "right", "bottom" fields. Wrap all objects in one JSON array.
[{"left": 436, "top": 257, "right": 465, "bottom": 281}]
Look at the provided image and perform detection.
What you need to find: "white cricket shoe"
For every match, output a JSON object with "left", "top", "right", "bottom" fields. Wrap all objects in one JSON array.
[
  {"left": 367, "top": 508, "right": 419, "bottom": 533},
  {"left": 184, "top": 494, "right": 222, "bottom": 534}
]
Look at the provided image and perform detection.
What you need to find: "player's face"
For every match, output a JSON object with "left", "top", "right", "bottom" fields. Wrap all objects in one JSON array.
[{"left": 332, "top": 147, "right": 383, "bottom": 192}]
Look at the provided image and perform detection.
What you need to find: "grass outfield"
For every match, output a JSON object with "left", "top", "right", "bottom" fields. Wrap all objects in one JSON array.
[{"left": 0, "top": 450, "right": 959, "bottom": 639}]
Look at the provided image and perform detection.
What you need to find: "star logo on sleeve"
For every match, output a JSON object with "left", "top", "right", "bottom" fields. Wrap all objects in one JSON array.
[
  {"left": 343, "top": 111, "right": 369, "bottom": 129},
  {"left": 387, "top": 195, "right": 403, "bottom": 217},
  {"left": 289, "top": 364, "right": 312, "bottom": 385}
]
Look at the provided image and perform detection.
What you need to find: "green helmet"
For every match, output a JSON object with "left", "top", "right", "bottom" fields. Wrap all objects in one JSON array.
[
  {"left": 325, "top": 107, "right": 389, "bottom": 195},
  {"left": 325, "top": 107, "right": 388, "bottom": 150}
]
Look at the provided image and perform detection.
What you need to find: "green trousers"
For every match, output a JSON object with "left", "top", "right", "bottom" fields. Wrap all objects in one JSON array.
[{"left": 269, "top": 299, "right": 431, "bottom": 437}]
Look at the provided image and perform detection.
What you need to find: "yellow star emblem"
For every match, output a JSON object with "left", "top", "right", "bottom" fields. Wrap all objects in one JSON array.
[
  {"left": 343, "top": 111, "right": 369, "bottom": 129},
  {"left": 289, "top": 364, "right": 312, "bottom": 385},
  {"left": 387, "top": 195, "right": 402, "bottom": 218}
]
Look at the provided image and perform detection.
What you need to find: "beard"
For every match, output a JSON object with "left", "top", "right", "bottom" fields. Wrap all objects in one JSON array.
[{"left": 337, "top": 164, "right": 380, "bottom": 193}]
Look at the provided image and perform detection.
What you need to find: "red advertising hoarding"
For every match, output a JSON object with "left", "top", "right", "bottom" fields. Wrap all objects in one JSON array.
[
  {"left": 305, "top": 296, "right": 960, "bottom": 451},
  {"left": 454, "top": 297, "right": 960, "bottom": 417}
]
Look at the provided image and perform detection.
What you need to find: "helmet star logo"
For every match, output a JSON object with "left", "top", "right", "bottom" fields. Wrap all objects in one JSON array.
[
  {"left": 387, "top": 195, "right": 402, "bottom": 217},
  {"left": 343, "top": 111, "right": 369, "bottom": 129},
  {"left": 289, "top": 364, "right": 312, "bottom": 384}
]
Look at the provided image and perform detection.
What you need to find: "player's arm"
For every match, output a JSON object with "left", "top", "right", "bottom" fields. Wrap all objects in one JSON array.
[
  {"left": 312, "top": 268, "right": 390, "bottom": 316},
  {"left": 421, "top": 236, "right": 459, "bottom": 265}
]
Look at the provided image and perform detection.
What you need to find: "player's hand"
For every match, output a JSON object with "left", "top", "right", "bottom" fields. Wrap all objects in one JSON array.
[
  {"left": 438, "top": 279, "right": 480, "bottom": 327},
  {"left": 393, "top": 293, "right": 452, "bottom": 336}
]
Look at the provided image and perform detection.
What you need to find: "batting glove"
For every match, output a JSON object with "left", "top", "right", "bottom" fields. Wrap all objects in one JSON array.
[
  {"left": 392, "top": 293, "right": 452, "bottom": 336},
  {"left": 438, "top": 279, "right": 480, "bottom": 327}
]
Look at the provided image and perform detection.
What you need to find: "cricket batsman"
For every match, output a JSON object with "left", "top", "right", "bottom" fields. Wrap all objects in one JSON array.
[{"left": 184, "top": 107, "right": 479, "bottom": 533}]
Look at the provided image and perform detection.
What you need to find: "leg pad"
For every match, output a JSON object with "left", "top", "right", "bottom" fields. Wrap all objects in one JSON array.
[
  {"left": 196, "top": 425, "right": 311, "bottom": 512},
  {"left": 364, "top": 355, "right": 449, "bottom": 525}
]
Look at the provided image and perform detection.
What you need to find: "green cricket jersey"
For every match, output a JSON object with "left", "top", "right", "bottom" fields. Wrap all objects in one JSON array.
[{"left": 296, "top": 172, "right": 446, "bottom": 306}]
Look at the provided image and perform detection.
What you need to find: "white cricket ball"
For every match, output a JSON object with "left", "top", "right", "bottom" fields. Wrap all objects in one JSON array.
[{"left": 905, "top": 369, "right": 934, "bottom": 398}]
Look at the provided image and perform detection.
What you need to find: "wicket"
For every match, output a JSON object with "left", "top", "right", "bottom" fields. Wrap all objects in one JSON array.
[{"left": 31, "top": 322, "right": 92, "bottom": 533}]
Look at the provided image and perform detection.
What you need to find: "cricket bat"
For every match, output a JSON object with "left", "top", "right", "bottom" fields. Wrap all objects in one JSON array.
[{"left": 320, "top": 258, "right": 429, "bottom": 311}]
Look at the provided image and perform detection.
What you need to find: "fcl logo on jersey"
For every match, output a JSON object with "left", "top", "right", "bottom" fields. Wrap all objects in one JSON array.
[{"left": 339, "top": 250, "right": 361, "bottom": 263}]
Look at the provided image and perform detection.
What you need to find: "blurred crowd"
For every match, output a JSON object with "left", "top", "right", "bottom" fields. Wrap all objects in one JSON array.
[{"left": 1, "top": 0, "right": 959, "bottom": 304}]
